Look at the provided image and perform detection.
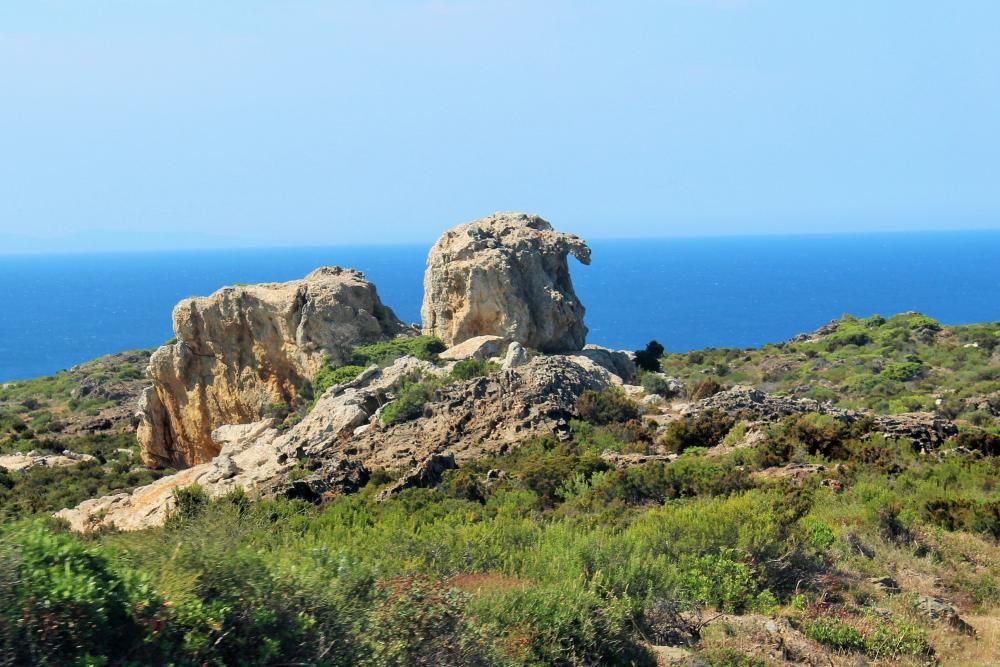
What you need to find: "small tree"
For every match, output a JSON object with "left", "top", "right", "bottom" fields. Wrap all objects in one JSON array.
[{"left": 634, "top": 341, "right": 665, "bottom": 372}]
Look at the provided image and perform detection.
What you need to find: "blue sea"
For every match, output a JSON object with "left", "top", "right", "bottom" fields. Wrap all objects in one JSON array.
[{"left": 1, "top": 231, "right": 998, "bottom": 382}]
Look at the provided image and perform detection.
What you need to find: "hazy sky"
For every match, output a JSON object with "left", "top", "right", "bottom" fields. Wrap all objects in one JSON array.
[{"left": 2, "top": 1, "right": 999, "bottom": 253}]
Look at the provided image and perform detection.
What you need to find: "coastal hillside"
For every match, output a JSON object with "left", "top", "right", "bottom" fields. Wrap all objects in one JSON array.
[{"left": 0, "top": 216, "right": 998, "bottom": 666}]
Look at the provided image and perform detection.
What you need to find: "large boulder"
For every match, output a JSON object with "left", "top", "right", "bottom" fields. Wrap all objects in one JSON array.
[
  {"left": 137, "top": 267, "right": 403, "bottom": 468},
  {"left": 421, "top": 212, "right": 591, "bottom": 352}
]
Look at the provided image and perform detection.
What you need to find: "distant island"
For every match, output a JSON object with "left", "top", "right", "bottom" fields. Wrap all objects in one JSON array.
[{"left": 1, "top": 214, "right": 998, "bottom": 665}]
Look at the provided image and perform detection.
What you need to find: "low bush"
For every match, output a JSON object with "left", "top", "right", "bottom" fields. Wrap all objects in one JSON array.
[
  {"left": 352, "top": 336, "right": 446, "bottom": 367},
  {"left": 312, "top": 363, "right": 366, "bottom": 401},
  {"left": 576, "top": 388, "right": 641, "bottom": 425},
  {"left": 688, "top": 377, "right": 725, "bottom": 400},
  {"left": 640, "top": 372, "right": 678, "bottom": 397},
  {"left": 450, "top": 358, "right": 499, "bottom": 381},
  {"left": 784, "top": 413, "right": 850, "bottom": 459},
  {"left": 660, "top": 411, "right": 735, "bottom": 453}
]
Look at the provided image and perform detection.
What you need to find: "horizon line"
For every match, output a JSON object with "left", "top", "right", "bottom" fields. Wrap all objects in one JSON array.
[{"left": 2, "top": 226, "right": 1000, "bottom": 258}]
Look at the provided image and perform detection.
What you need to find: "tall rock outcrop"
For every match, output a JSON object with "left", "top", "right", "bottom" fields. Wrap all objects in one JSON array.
[
  {"left": 137, "top": 267, "right": 403, "bottom": 468},
  {"left": 421, "top": 212, "right": 591, "bottom": 352}
]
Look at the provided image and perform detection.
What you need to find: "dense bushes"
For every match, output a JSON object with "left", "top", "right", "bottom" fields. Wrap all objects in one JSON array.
[
  {"left": 660, "top": 411, "right": 735, "bottom": 453},
  {"left": 381, "top": 376, "right": 441, "bottom": 425},
  {"left": 352, "top": 336, "right": 446, "bottom": 367},
  {"left": 575, "top": 388, "right": 641, "bottom": 425}
]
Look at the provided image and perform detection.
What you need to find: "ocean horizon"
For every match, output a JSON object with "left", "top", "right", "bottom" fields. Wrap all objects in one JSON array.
[{"left": 2, "top": 229, "right": 999, "bottom": 382}]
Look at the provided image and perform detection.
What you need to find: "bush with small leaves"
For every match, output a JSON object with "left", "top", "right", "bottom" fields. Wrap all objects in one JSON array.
[{"left": 576, "top": 388, "right": 641, "bottom": 425}]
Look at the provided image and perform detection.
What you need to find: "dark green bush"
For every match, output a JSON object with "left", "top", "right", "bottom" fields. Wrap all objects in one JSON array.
[
  {"left": 313, "top": 363, "right": 366, "bottom": 401},
  {"left": 352, "top": 336, "right": 446, "bottom": 367},
  {"left": 804, "top": 617, "right": 865, "bottom": 651},
  {"left": 634, "top": 340, "right": 665, "bottom": 372},
  {"left": 366, "top": 577, "right": 496, "bottom": 666},
  {"left": 381, "top": 378, "right": 440, "bottom": 425},
  {"left": 0, "top": 523, "right": 156, "bottom": 665},
  {"left": 881, "top": 361, "right": 924, "bottom": 382},
  {"left": 450, "top": 358, "right": 499, "bottom": 381},
  {"left": 660, "top": 411, "right": 735, "bottom": 453},
  {"left": 784, "top": 413, "right": 850, "bottom": 459},
  {"left": 576, "top": 388, "right": 641, "bottom": 425},
  {"left": 952, "top": 429, "right": 1000, "bottom": 456},
  {"left": 640, "top": 372, "right": 678, "bottom": 397}
]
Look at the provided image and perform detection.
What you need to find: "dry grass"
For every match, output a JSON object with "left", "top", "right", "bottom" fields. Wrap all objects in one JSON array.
[{"left": 934, "top": 611, "right": 1000, "bottom": 666}]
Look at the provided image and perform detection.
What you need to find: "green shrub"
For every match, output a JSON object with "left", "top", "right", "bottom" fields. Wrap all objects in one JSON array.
[
  {"left": 313, "top": 363, "right": 366, "bottom": 401},
  {"left": 451, "top": 358, "right": 499, "bottom": 381},
  {"left": 634, "top": 340, "right": 665, "bottom": 372},
  {"left": 169, "top": 485, "right": 209, "bottom": 524},
  {"left": 472, "top": 583, "right": 653, "bottom": 666},
  {"left": 675, "top": 550, "right": 770, "bottom": 613},
  {"left": 804, "top": 617, "right": 865, "bottom": 652},
  {"left": 881, "top": 361, "right": 924, "bottom": 382},
  {"left": 576, "top": 388, "right": 641, "bottom": 425},
  {"left": 660, "top": 411, "right": 735, "bottom": 453},
  {"left": 366, "top": 577, "right": 496, "bottom": 666},
  {"left": 0, "top": 523, "right": 157, "bottom": 665},
  {"left": 640, "top": 372, "right": 678, "bottom": 397},
  {"left": 381, "top": 378, "right": 441, "bottom": 425},
  {"left": 784, "top": 413, "right": 849, "bottom": 459},
  {"left": 352, "top": 336, "right": 446, "bottom": 367},
  {"left": 951, "top": 429, "right": 1000, "bottom": 456}
]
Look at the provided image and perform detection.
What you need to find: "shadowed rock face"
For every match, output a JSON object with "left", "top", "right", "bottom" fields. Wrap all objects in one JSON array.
[
  {"left": 137, "top": 267, "right": 403, "bottom": 468},
  {"left": 421, "top": 212, "right": 591, "bottom": 352}
]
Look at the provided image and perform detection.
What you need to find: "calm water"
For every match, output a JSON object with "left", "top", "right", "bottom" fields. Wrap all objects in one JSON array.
[{"left": 1, "top": 232, "right": 998, "bottom": 382}]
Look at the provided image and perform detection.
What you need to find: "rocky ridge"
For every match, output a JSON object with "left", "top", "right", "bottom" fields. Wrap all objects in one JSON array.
[
  {"left": 684, "top": 385, "right": 958, "bottom": 449},
  {"left": 57, "top": 353, "right": 622, "bottom": 532}
]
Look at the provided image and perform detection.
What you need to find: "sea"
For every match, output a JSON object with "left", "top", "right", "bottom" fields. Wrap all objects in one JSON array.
[{"left": 1, "top": 231, "right": 998, "bottom": 382}]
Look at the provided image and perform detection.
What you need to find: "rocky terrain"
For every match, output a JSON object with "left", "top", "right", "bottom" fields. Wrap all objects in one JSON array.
[
  {"left": 2, "top": 213, "right": 999, "bottom": 666},
  {"left": 137, "top": 266, "right": 403, "bottom": 468}
]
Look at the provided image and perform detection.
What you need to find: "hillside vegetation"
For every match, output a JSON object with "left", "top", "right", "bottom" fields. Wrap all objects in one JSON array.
[{"left": 1, "top": 314, "right": 999, "bottom": 666}]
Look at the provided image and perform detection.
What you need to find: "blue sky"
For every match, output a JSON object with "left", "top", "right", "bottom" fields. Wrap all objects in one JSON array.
[{"left": 1, "top": 1, "right": 999, "bottom": 253}]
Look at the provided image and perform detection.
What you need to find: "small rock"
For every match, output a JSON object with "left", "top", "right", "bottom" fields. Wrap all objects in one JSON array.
[
  {"left": 915, "top": 595, "right": 976, "bottom": 635},
  {"left": 821, "top": 478, "right": 844, "bottom": 492},
  {"left": 375, "top": 453, "right": 457, "bottom": 502},
  {"left": 868, "top": 576, "right": 900, "bottom": 594},
  {"left": 501, "top": 341, "right": 530, "bottom": 370},
  {"left": 439, "top": 335, "right": 507, "bottom": 362}
]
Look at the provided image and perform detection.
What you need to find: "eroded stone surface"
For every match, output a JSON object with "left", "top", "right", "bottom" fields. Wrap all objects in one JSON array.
[
  {"left": 137, "top": 267, "right": 403, "bottom": 468},
  {"left": 60, "top": 354, "right": 617, "bottom": 532},
  {"left": 421, "top": 213, "right": 590, "bottom": 352}
]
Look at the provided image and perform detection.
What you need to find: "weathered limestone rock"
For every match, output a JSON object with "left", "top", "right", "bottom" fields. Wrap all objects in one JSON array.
[
  {"left": 56, "top": 419, "right": 284, "bottom": 532},
  {"left": 421, "top": 213, "right": 591, "bottom": 352},
  {"left": 60, "top": 354, "right": 617, "bottom": 532},
  {"left": 576, "top": 344, "right": 637, "bottom": 382},
  {"left": 137, "top": 267, "right": 403, "bottom": 469},
  {"left": 0, "top": 451, "right": 97, "bottom": 472},
  {"left": 438, "top": 335, "right": 507, "bottom": 362},
  {"left": 502, "top": 341, "right": 530, "bottom": 369}
]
